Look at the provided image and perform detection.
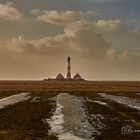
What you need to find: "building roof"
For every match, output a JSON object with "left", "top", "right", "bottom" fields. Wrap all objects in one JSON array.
[
  {"left": 56, "top": 73, "right": 65, "bottom": 79},
  {"left": 73, "top": 73, "right": 82, "bottom": 80}
]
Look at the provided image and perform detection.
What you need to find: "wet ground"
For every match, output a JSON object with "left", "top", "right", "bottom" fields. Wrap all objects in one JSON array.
[{"left": 0, "top": 92, "right": 140, "bottom": 140}]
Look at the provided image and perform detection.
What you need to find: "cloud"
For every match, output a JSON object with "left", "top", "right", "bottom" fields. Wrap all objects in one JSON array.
[
  {"left": 0, "top": 8, "right": 124, "bottom": 63},
  {"left": 36, "top": 10, "right": 120, "bottom": 32},
  {"left": 30, "top": 9, "right": 42, "bottom": 15},
  {"left": 107, "top": 48, "right": 128, "bottom": 61},
  {"left": 63, "top": 20, "right": 111, "bottom": 59},
  {"left": 96, "top": 20, "right": 121, "bottom": 32},
  {"left": 1, "top": 29, "right": 138, "bottom": 80},
  {"left": 86, "top": 10, "right": 100, "bottom": 16},
  {"left": 36, "top": 10, "right": 82, "bottom": 25},
  {"left": 0, "top": 2, "right": 23, "bottom": 20},
  {"left": 92, "top": 0, "right": 133, "bottom": 2},
  {"left": 36, "top": 10, "right": 100, "bottom": 25},
  {"left": 131, "top": 27, "right": 140, "bottom": 35},
  {"left": 0, "top": 13, "right": 139, "bottom": 80},
  {"left": 3, "top": 20, "right": 124, "bottom": 61}
]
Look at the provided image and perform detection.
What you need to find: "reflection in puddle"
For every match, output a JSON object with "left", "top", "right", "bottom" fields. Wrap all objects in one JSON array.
[{"left": 46, "top": 93, "right": 103, "bottom": 140}]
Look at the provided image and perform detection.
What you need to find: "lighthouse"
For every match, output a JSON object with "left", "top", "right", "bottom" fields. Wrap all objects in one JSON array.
[
  {"left": 66, "top": 56, "right": 71, "bottom": 79},
  {"left": 54, "top": 56, "right": 84, "bottom": 81}
]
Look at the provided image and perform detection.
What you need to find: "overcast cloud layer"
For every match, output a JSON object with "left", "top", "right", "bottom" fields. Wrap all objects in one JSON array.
[{"left": 0, "top": 0, "right": 139, "bottom": 80}]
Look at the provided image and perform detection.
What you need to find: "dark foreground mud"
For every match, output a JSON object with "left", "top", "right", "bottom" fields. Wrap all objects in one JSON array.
[
  {"left": 78, "top": 93, "right": 140, "bottom": 140},
  {"left": 0, "top": 92, "right": 140, "bottom": 140},
  {"left": 0, "top": 92, "right": 58, "bottom": 140}
]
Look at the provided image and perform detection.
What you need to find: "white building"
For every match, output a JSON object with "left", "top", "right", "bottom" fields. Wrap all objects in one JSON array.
[
  {"left": 73, "top": 73, "right": 83, "bottom": 80},
  {"left": 56, "top": 73, "right": 65, "bottom": 80}
]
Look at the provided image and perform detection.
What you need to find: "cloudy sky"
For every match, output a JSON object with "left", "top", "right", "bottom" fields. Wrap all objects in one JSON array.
[{"left": 0, "top": 0, "right": 140, "bottom": 80}]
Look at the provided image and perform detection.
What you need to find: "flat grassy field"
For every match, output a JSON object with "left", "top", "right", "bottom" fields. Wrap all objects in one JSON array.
[{"left": 0, "top": 80, "right": 140, "bottom": 93}]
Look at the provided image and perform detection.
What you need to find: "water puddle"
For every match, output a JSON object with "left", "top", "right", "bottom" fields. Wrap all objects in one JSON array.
[
  {"left": 85, "top": 97, "right": 107, "bottom": 106},
  {"left": 31, "top": 97, "right": 40, "bottom": 102},
  {"left": 99, "top": 93, "right": 140, "bottom": 110},
  {"left": 0, "top": 93, "right": 30, "bottom": 109},
  {"left": 136, "top": 93, "right": 140, "bottom": 96},
  {"left": 46, "top": 93, "right": 99, "bottom": 140}
]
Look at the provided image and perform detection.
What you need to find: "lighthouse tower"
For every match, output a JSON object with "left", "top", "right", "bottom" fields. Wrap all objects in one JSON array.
[{"left": 66, "top": 56, "right": 71, "bottom": 79}]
